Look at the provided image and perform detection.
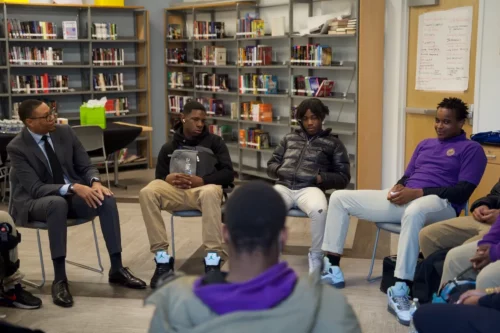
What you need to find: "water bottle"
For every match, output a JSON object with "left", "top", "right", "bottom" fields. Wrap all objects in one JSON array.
[
  {"left": 408, "top": 298, "right": 420, "bottom": 333},
  {"left": 185, "top": 157, "right": 192, "bottom": 175}
]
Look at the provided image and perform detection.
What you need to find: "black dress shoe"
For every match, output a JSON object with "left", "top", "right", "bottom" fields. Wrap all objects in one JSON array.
[
  {"left": 52, "top": 280, "right": 73, "bottom": 308},
  {"left": 109, "top": 267, "right": 146, "bottom": 289}
]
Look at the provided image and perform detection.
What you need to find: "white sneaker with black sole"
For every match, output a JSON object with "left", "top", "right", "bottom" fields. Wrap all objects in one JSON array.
[
  {"left": 321, "top": 257, "right": 345, "bottom": 288},
  {"left": 387, "top": 281, "right": 412, "bottom": 326}
]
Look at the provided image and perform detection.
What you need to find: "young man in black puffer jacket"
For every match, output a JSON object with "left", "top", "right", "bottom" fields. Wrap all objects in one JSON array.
[{"left": 267, "top": 98, "right": 350, "bottom": 273}]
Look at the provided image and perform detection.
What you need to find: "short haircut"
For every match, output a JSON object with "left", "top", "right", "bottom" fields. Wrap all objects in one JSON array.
[
  {"left": 224, "top": 181, "right": 287, "bottom": 254},
  {"left": 296, "top": 98, "right": 330, "bottom": 121},
  {"left": 18, "top": 99, "right": 44, "bottom": 123},
  {"left": 437, "top": 97, "right": 469, "bottom": 121},
  {"left": 183, "top": 101, "right": 206, "bottom": 115}
]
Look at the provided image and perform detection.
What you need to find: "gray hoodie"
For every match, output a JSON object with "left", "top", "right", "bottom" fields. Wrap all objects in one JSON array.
[{"left": 145, "top": 271, "right": 362, "bottom": 333}]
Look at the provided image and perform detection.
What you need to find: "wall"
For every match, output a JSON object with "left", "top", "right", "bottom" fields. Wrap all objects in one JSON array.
[
  {"left": 125, "top": 0, "right": 182, "bottom": 157},
  {"left": 473, "top": 0, "right": 500, "bottom": 133}
]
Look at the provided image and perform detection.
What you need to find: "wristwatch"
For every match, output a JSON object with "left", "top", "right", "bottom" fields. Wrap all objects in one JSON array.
[
  {"left": 68, "top": 184, "right": 75, "bottom": 194},
  {"left": 91, "top": 177, "right": 101, "bottom": 186}
]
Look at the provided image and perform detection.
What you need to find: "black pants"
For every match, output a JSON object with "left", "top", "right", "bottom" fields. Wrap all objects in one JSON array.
[
  {"left": 28, "top": 195, "right": 122, "bottom": 259},
  {"left": 414, "top": 303, "right": 500, "bottom": 333}
]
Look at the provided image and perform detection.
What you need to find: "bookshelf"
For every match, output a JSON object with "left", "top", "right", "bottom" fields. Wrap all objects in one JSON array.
[
  {"left": 0, "top": 3, "right": 152, "bottom": 169},
  {"left": 164, "top": 0, "right": 363, "bottom": 189}
]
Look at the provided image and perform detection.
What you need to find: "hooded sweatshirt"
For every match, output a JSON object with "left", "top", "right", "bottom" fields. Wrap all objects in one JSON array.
[{"left": 145, "top": 265, "right": 361, "bottom": 333}]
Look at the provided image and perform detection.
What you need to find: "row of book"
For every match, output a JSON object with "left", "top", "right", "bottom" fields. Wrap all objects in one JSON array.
[
  {"left": 6, "top": 19, "right": 57, "bottom": 40},
  {"left": 93, "top": 48, "right": 125, "bottom": 66},
  {"left": 91, "top": 23, "right": 118, "bottom": 40},
  {"left": 208, "top": 124, "right": 233, "bottom": 141},
  {"left": 239, "top": 74, "right": 278, "bottom": 95},
  {"left": 292, "top": 76, "right": 335, "bottom": 97},
  {"left": 166, "top": 48, "right": 187, "bottom": 64},
  {"left": 241, "top": 101, "right": 273, "bottom": 122},
  {"left": 193, "top": 21, "right": 226, "bottom": 40},
  {"left": 10, "top": 75, "right": 69, "bottom": 94},
  {"left": 9, "top": 47, "right": 63, "bottom": 65},
  {"left": 168, "top": 72, "right": 193, "bottom": 89},
  {"left": 236, "top": 13, "right": 264, "bottom": 38},
  {"left": 239, "top": 128, "right": 271, "bottom": 150},
  {"left": 291, "top": 45, "right": 333, "bottom": 66},
  {"left": 104, "top": 97, "right": 130, "bottom": 115},
  {"left": 194, "top": 46, "right": 227, "bottom": 66},
  {"left": 196, "top": 97, "right": 224, "bottom": 116},
  {"left": 238, "top": 46, "right": 272, "bottom": 66},
  {"left": 328, "top": 18, "right": 357, "bottom": 35},
  {"left": 169, "top": 95, "right": 192, "bottom": 113},
  {"left": 93, "top": 73, "right": 124, "bottom": 91},
  {"left": 196, "top": 73, "right": 230, "bottom": 92}
]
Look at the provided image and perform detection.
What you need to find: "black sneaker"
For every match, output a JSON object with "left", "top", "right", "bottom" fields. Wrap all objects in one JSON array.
[
  {"left": 204, "top": 252, "right": 222, "bottom": 273},
  {"left": 0, "top": 284, "right": 42, "bottom": 309},
  {"left": 150, "top": 257, "right": 174, "bottom": 289}
]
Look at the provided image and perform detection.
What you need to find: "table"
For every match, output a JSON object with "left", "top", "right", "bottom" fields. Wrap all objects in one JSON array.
[{"left": 0, "top": 123, "right": 144, "bottom": 189}]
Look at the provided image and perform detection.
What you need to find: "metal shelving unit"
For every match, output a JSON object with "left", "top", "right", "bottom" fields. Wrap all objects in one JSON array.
[
  {"left": 165, "top": 0, "right": 358, "bottom": 187},
  {"left": 0, "top": 3, "right": 152, "bottom": 170}
]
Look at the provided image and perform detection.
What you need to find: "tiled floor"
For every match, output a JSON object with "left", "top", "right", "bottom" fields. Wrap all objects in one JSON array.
[{"left": 1, "top": 202, "right": 406, "bottom": 333}]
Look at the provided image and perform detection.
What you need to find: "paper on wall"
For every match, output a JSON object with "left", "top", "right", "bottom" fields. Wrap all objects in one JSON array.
[{"left": 415, "top": 6, "right": 473, "bottom": 92}]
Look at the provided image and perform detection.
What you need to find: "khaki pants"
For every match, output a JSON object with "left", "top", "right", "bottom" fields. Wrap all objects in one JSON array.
[
  {"left": 419, "top": 216, "right": 491, "bottom": 258},
  {"left": 0, "top": 211, "right": 24, "bottom": 289},
  {"left": 440, "top": 241, "right": 500, "bottom": 289},
  {"left": 139, "top": 180, "right": 224, "bottom": 255}
]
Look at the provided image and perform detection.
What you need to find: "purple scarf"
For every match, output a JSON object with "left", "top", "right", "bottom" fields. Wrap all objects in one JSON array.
[{"left": 193, "top": 262, "right": 298, "bottom": 315}]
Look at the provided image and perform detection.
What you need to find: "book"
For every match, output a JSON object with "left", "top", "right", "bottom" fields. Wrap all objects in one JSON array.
[
  {"left": 62, "top": 21, "right": 78, "bottom": 40},
  {"left": 315, "top": 80, "right": 335, "bottom": 97},
  {"left": 169, "top": 95, "right": 193, "bottom": 113},
  {"left": 9, "top": 46, "right": 63, "bottom": 66},
  {"left": 11, "top": 75, "right": 69, "bottom": 94},
  {"left": 93, "top": 73, "right": 124, "bottom": 91},
  {"left": 167, "top": 24, "right": 182, "bottom": 40},
  {"left": 166, "top": 48, "right": 187, "bottom": 64},
  {"left": 93, "top": 48, "right": 125, "bottom": 66}
]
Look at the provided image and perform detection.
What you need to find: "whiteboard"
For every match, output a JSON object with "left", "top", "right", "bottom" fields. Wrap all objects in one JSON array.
[
  {"left": 474, "top": 0, "right": 500, "bottom": 133},
  {"left": 415, "top": 6, "right": 473, "bottom": 92}
]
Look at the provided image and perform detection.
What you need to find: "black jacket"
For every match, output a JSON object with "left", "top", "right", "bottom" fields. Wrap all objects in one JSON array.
[
  {"left": 267, "top": 128, "right": 350, "bottom": 191},
  {"left": 470, "top": 180, "right": 500, "bottom": 212},
  {"left": 156, "top": 126, "right": 234, "bottom": 186}
]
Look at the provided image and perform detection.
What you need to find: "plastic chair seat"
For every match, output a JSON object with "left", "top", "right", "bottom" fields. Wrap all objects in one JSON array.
[
  {"left": 24, "top": 218, "right": 95, "bottom": 230},
  {"left": 288, "top": 209, "right": 308, "bottom": 218},
  {"left": 375, "top": 222, "right": 401, "bottom": 234},
  {"left": 172, "top": 210, "right": 202, "bottom": 218}
]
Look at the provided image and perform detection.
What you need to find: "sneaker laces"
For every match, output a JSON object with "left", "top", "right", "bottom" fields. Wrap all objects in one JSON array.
[{"left": 393, "top": 296, "right": 411, "bottom": 311}]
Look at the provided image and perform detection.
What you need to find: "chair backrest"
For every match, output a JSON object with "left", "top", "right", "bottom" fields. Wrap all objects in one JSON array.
[{"left": 72, "top": 125, "right": 106, "bottom": 155}]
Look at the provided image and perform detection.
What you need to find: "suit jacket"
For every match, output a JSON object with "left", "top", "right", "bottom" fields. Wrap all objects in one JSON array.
[{"left": 7, "top": 125, "right": 99, "bottom": 226}]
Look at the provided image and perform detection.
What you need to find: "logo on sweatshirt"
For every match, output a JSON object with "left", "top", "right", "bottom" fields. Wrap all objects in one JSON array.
[{"left": 446, "top": 148, "right": 455, "bottom": 156}]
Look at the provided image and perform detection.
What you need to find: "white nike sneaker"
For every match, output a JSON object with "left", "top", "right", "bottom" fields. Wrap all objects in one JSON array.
[
  {"left": 321, "top": 257, "right": 345, "bottom": 288},
  {"left": 387, "top": 282, "right": 412, "bottom": 326},
  {"left": 308, "top": 251, "right": 324, "bottom": 274},
  {"left": 204, "top": 251, "right": 222, "bottom": 273}
]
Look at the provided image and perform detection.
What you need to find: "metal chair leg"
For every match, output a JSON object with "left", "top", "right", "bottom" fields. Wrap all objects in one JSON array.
[
  {"left": 170, "top": 214, "right": 176, "bottom": 258},
  {"left": 66, "top": 220, "right": 104, "bottom": 274},
  {"left": 104, "top": 161, "right": 111, "bottom": 189},
  {"left": 367, "top": 227, "right": 383, "bottom": 283},
  {"left": 22, "top": 229, "right": 45, "bottom": 289}
]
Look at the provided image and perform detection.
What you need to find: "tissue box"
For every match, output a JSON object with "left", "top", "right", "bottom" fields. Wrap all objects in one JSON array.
[{"left": 80, "top": 105, "right": 106, "bottom": 129}]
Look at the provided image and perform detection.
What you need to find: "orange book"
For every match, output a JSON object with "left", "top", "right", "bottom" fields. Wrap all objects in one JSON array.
[{"left": 239, "top": 129, "right": 247, "bottom": 147}]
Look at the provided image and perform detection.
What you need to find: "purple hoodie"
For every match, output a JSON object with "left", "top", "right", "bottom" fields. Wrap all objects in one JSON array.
[
  {"left": 478, "top": 215, "right": 500, "bottom": 262},
  {"left": 193, "top": 262, "right": 298, "bottom": 315}
]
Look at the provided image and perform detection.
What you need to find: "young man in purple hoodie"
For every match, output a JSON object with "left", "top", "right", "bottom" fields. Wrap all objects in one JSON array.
[
  {"left": 440, "top": 214, "right": 500, "bottom": 289},
  {"left": 146, "top": 181, "right": 361, "bottom": 333}
]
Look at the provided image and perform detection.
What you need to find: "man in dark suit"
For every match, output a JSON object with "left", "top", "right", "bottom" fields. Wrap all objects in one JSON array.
[{"left": 7, "top": 100, "right": 146, "bottom": 308}]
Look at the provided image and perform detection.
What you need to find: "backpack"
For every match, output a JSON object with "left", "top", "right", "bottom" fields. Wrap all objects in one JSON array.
[
  {"left": 169, "top": 145, "right": 218, "bottom": 177},
  {"left": 412, "top": 248, "right": 451, "bottom": 304},
  {"left": 432, "top": 267, "right": 476, "bottom": 304},
  {"left": 471, "top": 131, "right": 500, "bottom": 145},
  {"left": 380, "top": 254, "right": 424, "bottom": 295}
]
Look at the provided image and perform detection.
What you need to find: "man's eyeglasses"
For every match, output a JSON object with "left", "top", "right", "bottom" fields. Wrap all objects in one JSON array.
[{"left": 29, "top": 111, "right": 56, "bottom": 121}]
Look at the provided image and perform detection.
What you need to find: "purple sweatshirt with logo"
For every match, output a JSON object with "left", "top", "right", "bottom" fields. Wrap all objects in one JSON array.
[
  {"left": 479, "top": 215, "right": 500, "bottom": 262},
  {"left": 193, "top": 262, "right": 298, "bottom": 315}
]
